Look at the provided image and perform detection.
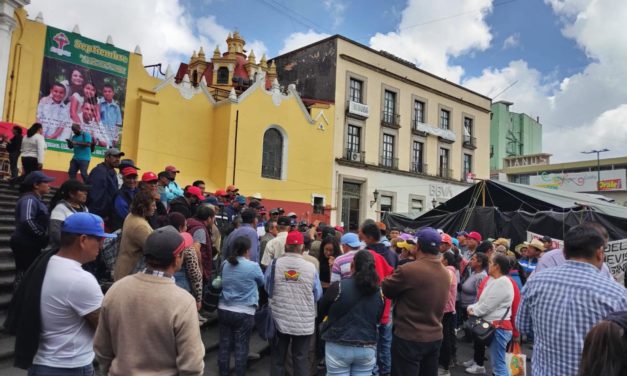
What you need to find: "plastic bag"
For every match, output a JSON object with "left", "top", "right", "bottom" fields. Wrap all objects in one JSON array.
[{"left": 506, "top": 342, "right": 526, "bottom": 376}]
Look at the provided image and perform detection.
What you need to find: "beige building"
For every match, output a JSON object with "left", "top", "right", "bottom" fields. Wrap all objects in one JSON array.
[{"left": 273, "top": 35, "right": 491, "bottom": 228}]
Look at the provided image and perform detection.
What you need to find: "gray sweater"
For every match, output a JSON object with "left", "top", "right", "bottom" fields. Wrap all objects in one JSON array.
[{"left": 460, "top": 270, "right": 487, "bottom": 307}]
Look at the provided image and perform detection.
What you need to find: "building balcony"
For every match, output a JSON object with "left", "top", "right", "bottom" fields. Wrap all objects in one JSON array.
[
  {"left": 411, "top": 118, "right": 429, "bottom": 136},
  {"left": 381, "top": 112, "right": 401, "bottom": 129},
  {"left": 346, "top": 100, "right": 369, "bottom": 119},
  {"left": 344, "top": 148, "right": 366, "bottom": 163},
  {"left": 410, "top": 162, "right": 427, "bottom": 174},
  {"left": 438, "top": 167, "right": 454, "bottom": 179},
  {"left": 463, "top": 135, "right": 477, "bottom": 149},
  {"left": 379, "top": 156, "right": 399, "bottom": 169}
]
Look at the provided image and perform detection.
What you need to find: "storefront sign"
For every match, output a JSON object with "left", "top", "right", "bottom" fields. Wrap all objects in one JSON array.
[
  {"left": 37, "top": 26, "right": 129, "bottom": 156},
  {"left": 503, "top": 153, "right": 551, "bottom": 168},
  {"left": 429, "top": 184, "right": 453, "bottom": 198},
  {"left": 529, "top": 169, "right": 627, "bottom": 192}
]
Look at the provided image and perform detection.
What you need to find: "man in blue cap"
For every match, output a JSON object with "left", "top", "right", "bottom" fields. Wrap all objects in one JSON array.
[
  {"left": 382, "top": 227, "right": 451, "bottom": 376},
  {"left": 8, "top": 213, "right": 115, "bottom": 372},
  {"left": 330, "top": 232, "right": 363, "bottom": 282}
]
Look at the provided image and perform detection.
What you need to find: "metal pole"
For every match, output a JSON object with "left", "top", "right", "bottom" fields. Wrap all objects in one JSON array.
[
  {"left": 597, "top": 151, "right": 601, "bottom": 191},
  {"left": 232, "top": 110, "right": 239, "bottom": 185}
]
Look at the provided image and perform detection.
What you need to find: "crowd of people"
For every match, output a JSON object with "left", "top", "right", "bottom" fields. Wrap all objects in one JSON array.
[{"left": 3, "top": 139, "right": 627, "bottom": 376}]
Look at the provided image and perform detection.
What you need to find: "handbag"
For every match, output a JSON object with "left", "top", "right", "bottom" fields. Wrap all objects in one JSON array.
[
  {"left": 202, "top": 261, "right": 224, "bottom": 312},
  {"left": 255, "top": 259, "right": 277, "bottom": 341},
  {"left": 506, "top": 342, "right": 527, "bottom": 376},
  {"left": 466, "top": 306, "right": 510, "bottom": 344}
]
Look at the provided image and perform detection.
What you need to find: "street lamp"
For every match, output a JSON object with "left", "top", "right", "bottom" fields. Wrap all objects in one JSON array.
[
  {"left": 581, "top": 149, "right": 610, "bottom": 191},
  {"left": 369, "top": 189, "right": 379, "bottom": 208}
]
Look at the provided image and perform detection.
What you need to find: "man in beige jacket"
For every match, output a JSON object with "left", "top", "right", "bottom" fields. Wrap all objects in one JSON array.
[{"left": 95, "top": 226, "right": 205, "bottom": 375}]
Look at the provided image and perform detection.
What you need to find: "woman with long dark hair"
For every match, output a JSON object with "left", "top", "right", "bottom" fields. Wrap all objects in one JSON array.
[
  {"left": 318, "top": 236, "right": 342, "bottom": 289},
  {"left": 318, "top": 250, "right": 384, "bottom": 375},
  {"left": 48, "top": 179, "right": 90, "bottom": 249},
  {"left": 218, "top": 236, "right": 264, "bottom": 376},
  {"left": 579, "top": 311, "right": 627, "bottom": 376},
  {"left": 19, "top": 123, "right": 46, "bottom": 178}
]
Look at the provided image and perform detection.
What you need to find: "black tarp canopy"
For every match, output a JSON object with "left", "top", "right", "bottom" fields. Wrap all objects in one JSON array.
[{"left": 383, "top": 180, "right": 627, "bottom": 246}]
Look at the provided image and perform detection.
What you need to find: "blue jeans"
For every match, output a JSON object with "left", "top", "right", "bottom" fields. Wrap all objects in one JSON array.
[
  {"left": 488, "top": 329, "right": 512, "bottom": 376},
  {"left": 372, "top": 321, "right": 392, "bottom": 375},
  {"left": 28, "top": 364, "right": 94, "bottom": 375},
  {"left": 174, "top": 265, "right": 191, "bottom": 293},
  {"left": 326, "top": 341, "right": 376, "bottom": 376},
  {"left": 218, "top": 308, "right": 254, "bottom": 376},
  {"left": 68, "top": 158, "right": 90, "bottom": 183}
]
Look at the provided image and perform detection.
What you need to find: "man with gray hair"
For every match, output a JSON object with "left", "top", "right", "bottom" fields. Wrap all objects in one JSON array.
[{"left": 266, "top": 230, "right": 322, "bottom": 376}]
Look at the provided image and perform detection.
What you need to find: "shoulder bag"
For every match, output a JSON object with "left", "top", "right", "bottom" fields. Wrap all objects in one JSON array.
[
  {"left": 202, "top": 260, "right": 224, "bottom": 312},
  {"left": 255, "top": 259, "right": 277, "bottom": 341},
  {"left": 466, "top": 306, "right": 510, "bottom": 345}
]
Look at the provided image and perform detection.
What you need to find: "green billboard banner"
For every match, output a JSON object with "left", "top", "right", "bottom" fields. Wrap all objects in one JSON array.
[{"left": 37, "top": 26, "right": 130, "bottom": 157}]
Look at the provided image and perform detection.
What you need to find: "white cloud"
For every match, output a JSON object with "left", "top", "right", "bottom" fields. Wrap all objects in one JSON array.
[
  {"left": 369, "top": 0, "right": 494, "bottom": 83},
  {"left": 502, "top": 33, "right": 520, "bottom": 50},
  {"left": 26, "top": 0, "right": 200, "bottom": 68},
  {"left": 278, "top": 30, "right": 331, "bottom": 55},
  {"left": 463, "top": 0, "right": 627, "bottom": 162},
  {"left": 323, "top": 0, "right": 348, "bottom": 28},
  {"left": 26, "top": 0, "right": 269, "bottom": 69}
]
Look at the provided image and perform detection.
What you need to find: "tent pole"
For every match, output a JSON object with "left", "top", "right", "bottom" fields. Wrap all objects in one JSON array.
[{"left": 482, "top": 181, "right": 486, "bottom": 207}]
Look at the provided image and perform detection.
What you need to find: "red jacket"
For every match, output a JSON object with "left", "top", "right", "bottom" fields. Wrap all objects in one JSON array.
[
  {"left": 369, "top": 250, "right": 394, "bottom": 325},
  {"left": 476, "top": 275, "right": 521, "bottom": 337}
]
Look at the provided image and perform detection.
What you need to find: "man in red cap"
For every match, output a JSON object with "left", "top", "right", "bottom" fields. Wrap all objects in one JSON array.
[
  {"left": 139, "top": 172, "right": 167, "bottom": 228},
  {"left": 109, "top": 167, "right": 139, "bottom": 231},
  {"left": 265, "top": 230, "right": 322, "bottom": 376},
  {"left": 164, "top": 165, "right": 184, "bottom": 198},
  {"left": 169, "top": 186, "right": 204, "bottom": 219}
]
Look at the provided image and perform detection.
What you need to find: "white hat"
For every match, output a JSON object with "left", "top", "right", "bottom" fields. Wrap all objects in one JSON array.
[{"left": 252, "top": 192, "right": 263, "bottom": 200}]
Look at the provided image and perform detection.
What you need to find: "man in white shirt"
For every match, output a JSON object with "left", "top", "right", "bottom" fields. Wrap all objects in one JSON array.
[
  {"left": 260, "top": 216, "right": 291, "bottom": 267},
  {"left": 29, "top": 212, "right": 116, "bottom": 375}
]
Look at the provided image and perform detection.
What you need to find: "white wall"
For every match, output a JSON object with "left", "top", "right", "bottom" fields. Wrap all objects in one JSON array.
[{"left": 331, "top": 163, "right": 469, "bottom": 225}]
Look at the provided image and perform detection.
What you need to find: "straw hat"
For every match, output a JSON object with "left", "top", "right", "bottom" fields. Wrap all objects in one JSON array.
[{"left": 528, "top": 238, "right": 546, "bottom": 252}]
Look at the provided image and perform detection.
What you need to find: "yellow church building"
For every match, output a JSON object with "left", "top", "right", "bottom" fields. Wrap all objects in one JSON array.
[{"left": 1, "top": 8, "right": 334, "bottom": 223}]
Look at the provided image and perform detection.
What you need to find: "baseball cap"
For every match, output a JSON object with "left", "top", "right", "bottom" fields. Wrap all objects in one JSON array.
[
  {"left": 235, "top": 195, "right": 247, "bottom": 204},
  {"left": 287, "top": 212, "right": 297, "bottom": 218},
  {"left": 286, "top": 230, "right": 304, "bottom": 245},
  {"left": 252, "top": 192, "right": 263, "bottom": 200},
  {"left": 441, "top": 233, "right": 453, "bottom": 245},
  {"left": 277, "top": 216, "right": 291, "bottom": 226},
  {"left": 376, "top": 221, "right": 387, "bottom": 231},
  {"left": 23, "top": 171, "right": 55, "bottom": 186},
  {"left": 399, "top": 233, "right": 413, "bottom": 241},
  {"left": 455, "top": 231, "right": 469, "bottom": 237},
  {"left": 62, "top": 212, "right": 116, "bottom": 238},
  {"left": 269, "top": 208, "right": 279, "bottom": 215},
  {"left": 215, "top": 189, "right": 228, "bottom": 197},
  {"left": 226, "top": 184, "right": 239, "bottom": 192},
  {"left": 119, "top": 159, "right": 139, "bottom": 170},
  {"left": 397, "top": 241, "right": 416, "bottom": 250},
  {"left": 144, "top": 226, "right": 186, "bottom": 265},
  {"left": 157, "top": 171, "right": 170, "bottom": 180},
  {"left": 187, "top": 186, "right": 205, "bottom": 201},
  {"left": 141, "top": 171, "right": 158, "bottom": 182},
  {"left": 467, "top": 231, "right": 482, "bottom": 243},
  {"left": 451, "top": 238, "right": 460, "bottom": 247},
  {"left": 416, "top": 227, "right": 441, "bottom": 248},
  {"left": 165, "top": 165, "right": 180, "bottom": 173},
  {"left": 540, "top": 235, "right": 552, "bottom": 243},
  {"left": 340, "top": 233, "right": 361, "bottom": 248},
  {"left": 121, "top": 167, "right": 138, "bottom": 177},
  {"left": 334, "top": 225, "right": 345, "bottom": 234},
  {"left": 104, "top": 148, "right": 124, "bottom": 157},
  {"left": 204, "top": 196, "right": 220, "bottom": 205}
]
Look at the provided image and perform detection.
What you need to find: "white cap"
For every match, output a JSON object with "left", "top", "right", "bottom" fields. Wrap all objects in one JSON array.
[{"left": 252, "top": 192, "right": 263, "bottom": 199}]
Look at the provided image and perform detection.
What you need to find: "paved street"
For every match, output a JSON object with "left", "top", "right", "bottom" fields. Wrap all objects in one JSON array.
[{"left": 0, "top": 338, "right": 532, "bottom": 376}]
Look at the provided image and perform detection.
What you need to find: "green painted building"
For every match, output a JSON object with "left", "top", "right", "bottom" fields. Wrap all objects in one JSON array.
[{"left": 490, "top": 101, "right": 543, "bottom": 171}]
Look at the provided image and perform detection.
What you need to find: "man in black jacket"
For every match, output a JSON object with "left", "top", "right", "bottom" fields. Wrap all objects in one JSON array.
[
  {"left": 7, "top": 126, "right": 23, "bottom": 180},
  {"left": 169, "top": 186, "right": 204, "bottom": 218},
  {"left": 87, "top": 148, "right": 123, "bottom": 223}
]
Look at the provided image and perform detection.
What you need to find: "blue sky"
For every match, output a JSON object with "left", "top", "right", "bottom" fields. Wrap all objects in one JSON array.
[{"left": 24, "top": 0, "right": 627, "bottom": 162}]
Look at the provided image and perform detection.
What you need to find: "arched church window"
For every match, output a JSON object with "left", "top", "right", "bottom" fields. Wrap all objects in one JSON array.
[{"left": 261, "top": 128, "right": 283, "bottom": 179}]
